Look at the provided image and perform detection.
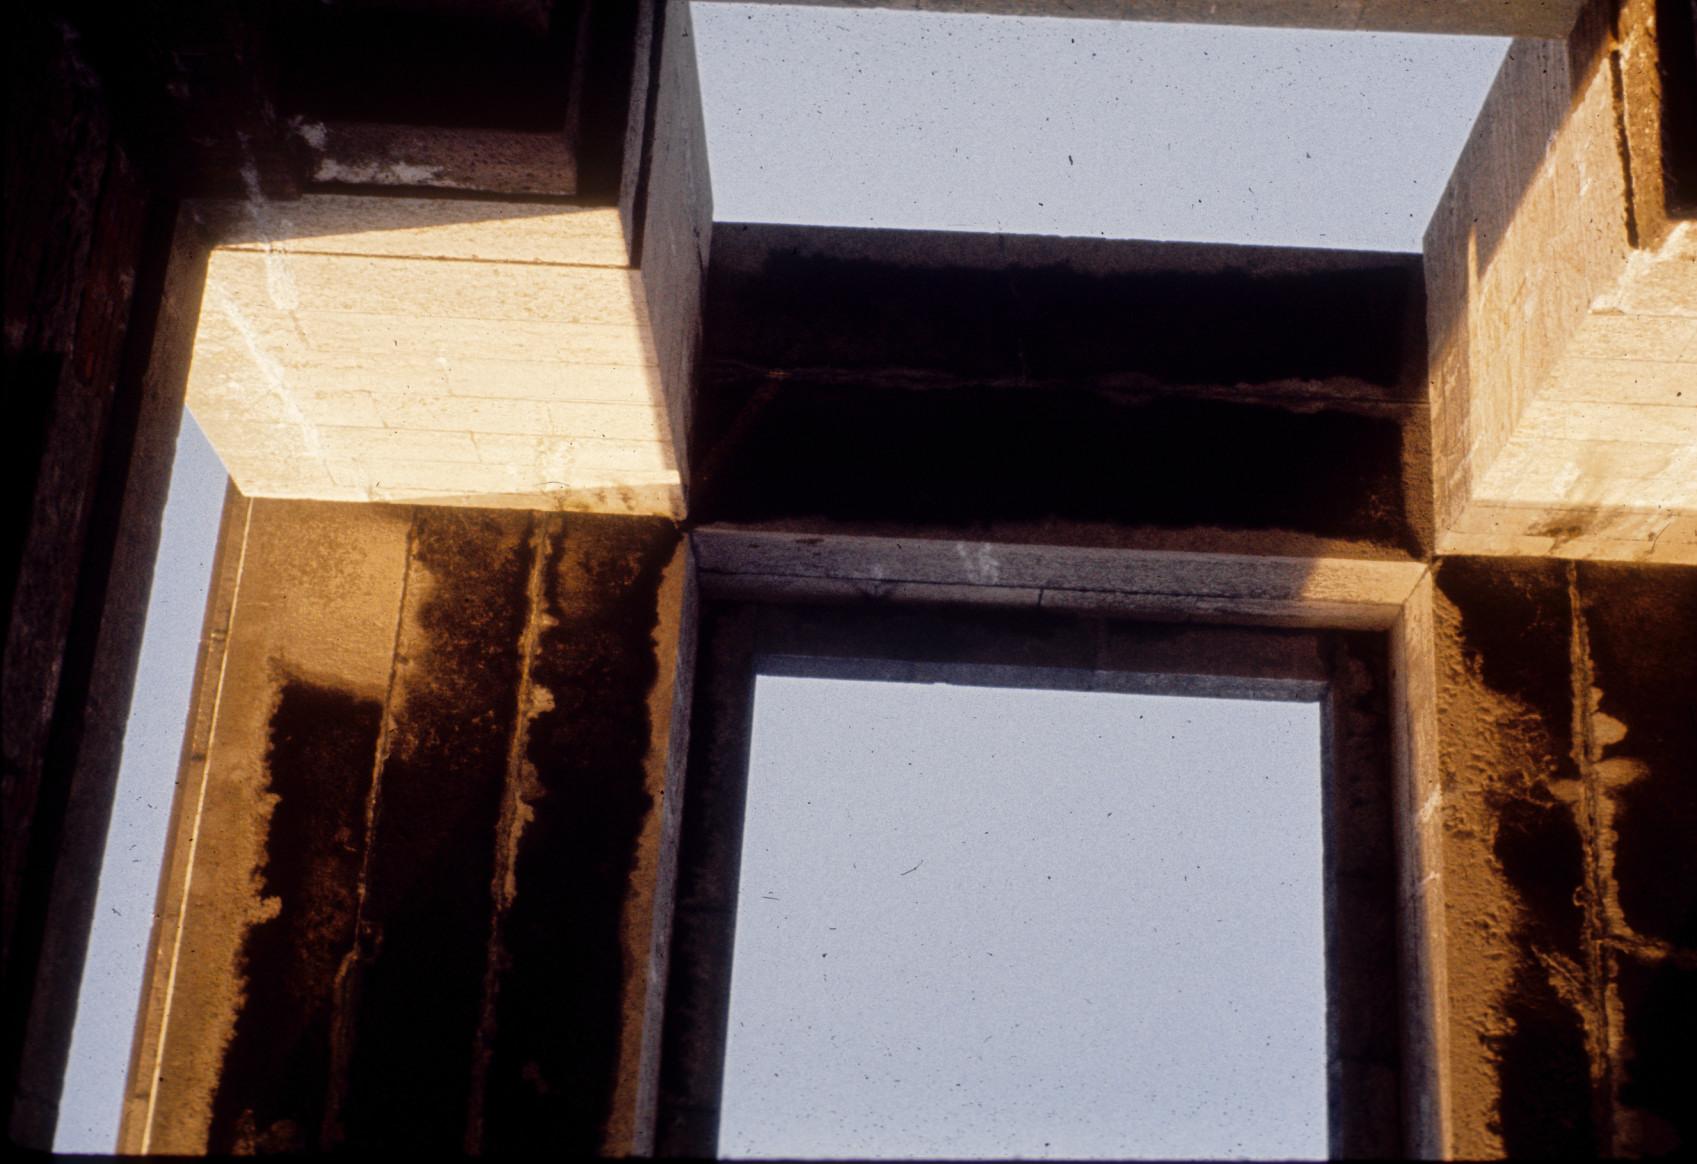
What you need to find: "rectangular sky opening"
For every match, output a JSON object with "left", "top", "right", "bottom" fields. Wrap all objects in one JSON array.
[
  {"left": 719, "top": 670, "right": 1328, "bottom": 1160},
  {"left": 55, "top": 413, "right": 230, "bottom": 1154},
  {"left": 692, "top": 2, "right": 1509, "bottom": 252}
]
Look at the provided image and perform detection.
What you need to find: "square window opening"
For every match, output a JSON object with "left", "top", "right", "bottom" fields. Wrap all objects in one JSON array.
[{"left": 658, "top": 603, "right": 1403, "bottom": 1161}]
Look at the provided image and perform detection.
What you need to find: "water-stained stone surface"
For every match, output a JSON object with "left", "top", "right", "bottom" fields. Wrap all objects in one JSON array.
[
  {"left": 1436, "top": 556, "right": 1697, "bottom": 1157},
  {"left": 1578, "top": 561, "right": 1697, "bottom": 1154},
  {"left": 129, "top": 502, "right": 684, "bottom": 1155},
  {"left": 338, "top": 509, "right": 536, "bottom": 1151},
  {"left": 482, "top": 514, "right": 679, "bottom": 1153},
  {"left": 124, "top": 514, "right": 1695, "bottom": 1159},
  {"left": 209, "top": 681, "right": 381, "bottom": 1153}
]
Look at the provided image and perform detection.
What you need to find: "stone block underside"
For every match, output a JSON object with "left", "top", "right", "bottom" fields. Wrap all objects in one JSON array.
[
  {"left": 1446, "top": 223, "right": 1697, "bottom": 562},
  {"left": 183, "top": 196, "right": 682, "bottom": 516}
]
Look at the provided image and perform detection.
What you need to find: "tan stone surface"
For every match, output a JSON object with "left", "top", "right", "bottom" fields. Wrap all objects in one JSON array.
[
  {"left": 1425, "top": 40, "right": 1633, "bottom": 535},
  {"left": 1428, "top": 579, "right": 1551, "bottom": 1162},
  {"left": 181, "top": 196, "right": 681, "bottom": 515},
  {"left": 1450, "top": 223, "right": 1697, "bottom": 562}
]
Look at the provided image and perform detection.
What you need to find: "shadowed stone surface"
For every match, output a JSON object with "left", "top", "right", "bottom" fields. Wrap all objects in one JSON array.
[
  {"left": 483, "top": 515, "right": 679, "bottom": 1153},
  {"left": 209, "top": 682, "right": 381, "bottom": 1153}
]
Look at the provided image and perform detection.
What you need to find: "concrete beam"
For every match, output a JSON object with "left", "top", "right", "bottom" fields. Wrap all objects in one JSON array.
[{"left": 691, "top": 526, "right": 1429, "bottom": 629}]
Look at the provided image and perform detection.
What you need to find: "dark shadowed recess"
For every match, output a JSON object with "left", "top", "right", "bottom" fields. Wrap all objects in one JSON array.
[
  {"left": 482, "top": 514, "right": 678, "bottom": 1153},
  {"left": 659, "top": 600, "right": 1402, "bottom": 1158},
  {"left": 704, "top": 226, "right": 1426, "bottom": 390},
  {"left": 275, "top": 1, "right": 577, "bottom": 132},
  {"left": 1496, "top": 962, "right": 1599, "bottom": 1159},
  {"left": 31, "top": 1, "right": 641, "bottom": 202},
  {"left": 209, "top": 682, "right": 383, "bottom": 1154},
  {"left": 273, "top": 0, "right": 638, "bottom": 197},
  {"left": 691, "top": 226, "right": 1425, "bottom": 554},
  {"left": 1660, "top": 0, "right": 1697, "bottom": 215},
  {"left": 1617, "top": 955, "right": 1697, "bottom": 1150},
  {"left": 1579, "top": 562, "right": 1697, "bottom": 949},
  {"left": 339, "top": 510, "right": 535, "bottom": 1151},
  {"left": 693, "top": 383, "right": 1415, "bottom": 552},
  {"left": 1579, "top": 562, "right": 1697, "bottom": 1151}
]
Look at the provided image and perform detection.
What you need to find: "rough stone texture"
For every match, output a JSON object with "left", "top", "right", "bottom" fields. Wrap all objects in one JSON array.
[
  {"left": 692, "top": 527, "right": 1428, "bottom": 629},
  {"left": 1389, "top": 572, "right": 1448, "bottom": 1155},
  {"left": 1432, "top": 557, "right": 1595, "bottom": 1159},
  {"left": 122, "top": 499, "right": 684, "bottom": 1155},
  {"left": 1576, "top": 561, "right": 1697, "bottom": 1156},
  {"left": 1431, "top": 556, "right": 1697, "bottom": 1157},
  {"left": 1618, "top": 0, "right": 1672, "bottom": 249},
  {"left": 299, "top": 122, "right": 578, "bottom": 195},
  {"left": 1429, "top": 3, "right": 1696, "bottom": 566}
]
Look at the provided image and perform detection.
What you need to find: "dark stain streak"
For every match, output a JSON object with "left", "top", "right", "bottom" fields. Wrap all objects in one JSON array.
[
  {"left": 695, "top": 382, "right": 1415, "bottom": 554},
  {"left": 482, "top": 513, "right": 678, "bottom": 1153},
  {"left": 208, "top": 680, "right": 382, "bottom": 1154},
  {"left": 1493, "top": 961, "right": 1597, "bottom": 1158},
  {"left": 339, "top": 510, "right": 535, "bottom": 1151}
]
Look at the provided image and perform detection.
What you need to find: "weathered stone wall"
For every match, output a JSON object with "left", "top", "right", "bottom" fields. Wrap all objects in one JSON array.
[
  {"left": 123, "top": 499, "right": 685, "bottom": 1155},
  {"left": 1430, "top": 556, "right": 1696, "bottom": 1157},
  {"left": 4, "top": 17, "right": 149, "bottom": 969}
]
